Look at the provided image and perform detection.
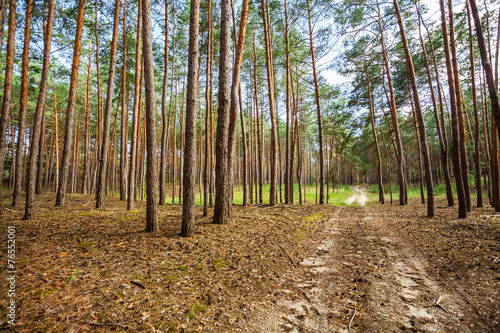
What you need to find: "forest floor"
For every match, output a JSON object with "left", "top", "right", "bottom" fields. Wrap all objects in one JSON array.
[{"left": 0, "top": 190, "right": 499, "bottom": 332}]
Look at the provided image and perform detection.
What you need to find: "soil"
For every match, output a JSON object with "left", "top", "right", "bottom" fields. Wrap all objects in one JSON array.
[{"left": 0, "top": 190, "right": 499, "bottom": 332}]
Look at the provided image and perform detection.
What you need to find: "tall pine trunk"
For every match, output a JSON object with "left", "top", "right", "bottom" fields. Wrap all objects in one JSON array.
[
  {"left": 96, "top": 0, "right": 121, "bottom": 208},
  {"left": 306, "top": 0, "right": 325, "bottom": 204},
  {"left": 261, "top": 0, "right": 278, "bottom": 206},
  {"left": 127, "top": 0, "right": 142, "bottom": 210},
  {"left": 0, "top": 0, "right": 16, "bottom": 213},
  {"left": 159, "top": 0, "right": 169, "bottom": 205},
  {"left": 142, "top": 0, "right": 158, "bottom": 232},
  {"left": 181, "top": 0, "right": 201, "bottom": 237},
  {"left": 119, "top": 0, "right": 128, "bottom": 201},
  {"left": 12, "top": 0, "right": 33, "bottom": 206},
  {"left": 213, "top": 0, "right": 232, "bottom": 224},
  {"left": 226, "top": 0, "right": 250, "bottom": 216},
  {"left": 55, "top": 0, "right": 86, "bottom": 206},
  {"left": 24, "top": 0, "right": 55, "bottom": 219},
  {"left": 467, "top": 2, "right": 483, "bottom": 207},
  {"left": 440, "top": 0, "right": 467, "bottom": 218},
  {"left": 394, "top": 0, "right": 434, "bottom": 216}
]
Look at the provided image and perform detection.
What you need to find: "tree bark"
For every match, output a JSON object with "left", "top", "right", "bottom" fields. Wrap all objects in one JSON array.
[
  {"left": 213, "top": 0, "right": 232, "bottom": 224},
  {"left": 24, "top": 0, "right": 54, "bottom": 219},
  {"left": 96, "top": 0, "right": 121, "bottom": 208},
  {"left": 377, "top": 0, "right": 405, "bottom": 205},
  {"left": 448, "top": 0, "right": 471, "bottom": 212},
  {"left": 159, "top": 0, "right": 169, "bottom": 205},
  {"left": 226, "top": 0, "right": 250, "bottom": 215},
  {"left": 393, "top": 0, "right": 434, "bottom": 216},
  {"left": 142, "top": 0, "right": 158, "bottom": 232},
  {"left": 467, "top": 1, "right": 483, "bottom": 207},
  {"left": 365, "top": 61, "right": 384, "bottom": 204},
  {"left": 120, "top": 0, "right": 128, "bottom": 201},
  {"left": 181, "top": 0, "right": 201, "bottom": 237},
  {"left": 261, "top": 0, "right": 278, "bottom": 206},
  {"left": 440, "top": 0, "right": 467, "bottom": 218},
  {"left": 55, "top": 0, "right": 86, "bottom": 206},
  {"left": 416, "top": 3, "right": 454, "bottom": 207},
  {"left": 12, "top": 0, "right": 33, "bottom": 206},
  {"left": 0, "top": 0, "right": 15, "bottom": 213},
  {"left": 306, "top": 0, "right": 325, "bottom": 204},
  {"left": 127, "top": 0, "right": 142, "bottom": 210}
]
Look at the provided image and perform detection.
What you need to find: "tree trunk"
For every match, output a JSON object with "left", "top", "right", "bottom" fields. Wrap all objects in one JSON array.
[
  {"left": 24, "top": 0, "right": 54, "bottom": 219},
  {"left": 142, "top": 0, "right": 158, "bottom": 232},
  {"left": 0, "top": 0, "right": 16, "bottom": 213},
  {"left": 159, "top": 0, "right": 169, "bottom": 205},
  {"left": 306, "top": 0, "right": 325, "bottom": 204},
  {"left": 448, "top": 0, "right": 471, "bottom": 212},
  {"left": 181, "top": 0, "right": 201, "bottom": 237},
  {"left": 96, "top": 0, "right": 121, "bottom": 208},
  {"left": 36, "top": 105, "right": 46, "bottom": 194},
  {"left": 119, "top": 0, "right": 128, "bottom": 201},
  {"left": 261, "top": 0, "right": 278, "bottom": 206},
  {"left": 12, "top": 0, "right": 33, "bottom": 206},
  {"left": 467, "top": 1, "right": 483, "bottom": 207},
  {"left": 365, "top": 61, "right": 384, "bottom": 204},
  {"left": 417, "top": 4, "right": 454, "bottom": 207},
  {"left": 377, "top": 0, "right": 405, "bottom": 206},
  {"left": 226, "top": 0, "right": 250, "bottom": 216},
  {"left": 0, "top": 0, "right": 8, "bottom": 54},
  {"left": 283, "top": 0, "right": 291, "bottom": 203},
  {"left": 127, "top": 0, "right": 142, "bottom": 210},
  {"left": 213, "top": 0, "right": 232, "bottom": 224},
  {"left": 55, "top": 0, "right": 86, "bottom": 206},
  {"left": 440, "top": 0, "right": 467, "bottom": 218}
]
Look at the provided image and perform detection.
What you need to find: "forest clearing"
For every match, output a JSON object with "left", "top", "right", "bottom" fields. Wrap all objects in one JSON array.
[
  {"left": 2, "top": 0, "right": 500, "bottom": 331},
  {"left": 1, "top": 190, "right": 499, "bottom": 332}
]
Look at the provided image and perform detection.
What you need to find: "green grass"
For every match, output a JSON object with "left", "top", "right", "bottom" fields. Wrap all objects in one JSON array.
[
  {"left": 158, "top": 181, "right": 488, "bottom": 206},
  {"left": 186, "top": 183, "right": 355, "bottom": 206}
]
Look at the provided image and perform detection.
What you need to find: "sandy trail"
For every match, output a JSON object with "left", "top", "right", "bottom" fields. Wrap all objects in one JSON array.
[
  {"left": 250, "top": 204, "right": 471, "bottom": 332},
  {"left": 344, "top": 186, "right": 368, "bottom": 206}
]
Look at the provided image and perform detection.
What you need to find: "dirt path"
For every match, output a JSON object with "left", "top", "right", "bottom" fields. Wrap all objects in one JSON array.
[{"left": 251, "top": 204, "right": 474, "bottom": 332}]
